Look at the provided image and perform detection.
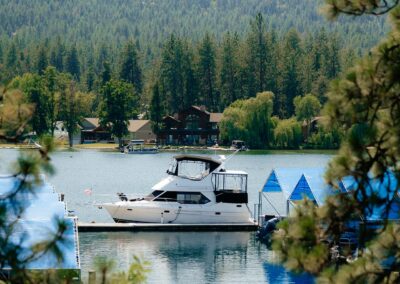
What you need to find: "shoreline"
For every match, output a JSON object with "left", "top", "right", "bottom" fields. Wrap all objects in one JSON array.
[{"left": 0, "top": 143, "right": 337, "bottom": 155}]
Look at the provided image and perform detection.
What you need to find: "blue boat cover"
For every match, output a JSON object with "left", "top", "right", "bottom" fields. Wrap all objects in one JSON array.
[
  {"left": 342, "top": 172, "right": 400, "bottom": 221},
  {"left": 0, "top": 175, "right": 79, "bottom": 269},
  {"left": 289, "top": 174, "right": 316, "bottom": 203},
  {"left": 262, "top": 168, "right": 341, "bottom": 206},
  {"left": 262, "top": 168, "right": 304, "bottom": 198}
]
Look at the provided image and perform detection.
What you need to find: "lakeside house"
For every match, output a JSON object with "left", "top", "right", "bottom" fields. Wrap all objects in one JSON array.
[
  {"left": 157, "top": 106, "right": 223, "bottom": 145},
  {"left": 80, "top": 118, "right": 156, "bottom": 144}
]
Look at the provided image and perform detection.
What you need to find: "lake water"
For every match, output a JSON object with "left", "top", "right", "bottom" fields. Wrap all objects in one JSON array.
[{"left": 0, "top": 149, "right": 331, "bottom": 283}]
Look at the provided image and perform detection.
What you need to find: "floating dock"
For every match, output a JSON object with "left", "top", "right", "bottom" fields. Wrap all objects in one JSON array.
[{"left": 78, "top": 222, "right": 258, "bottom": 232}]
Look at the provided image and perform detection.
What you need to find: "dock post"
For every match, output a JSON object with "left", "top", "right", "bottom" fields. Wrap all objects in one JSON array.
[
  {"left": 161, "top": 212, "right": 164, "bottom": 224},
  {"left": 88, "top": 270, "right": 96, "bottom": 284}
]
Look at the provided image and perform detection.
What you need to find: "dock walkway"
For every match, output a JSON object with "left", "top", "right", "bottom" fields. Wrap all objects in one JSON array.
[{"left": 78, "top": 222, "right": 258, "bottom": 232}]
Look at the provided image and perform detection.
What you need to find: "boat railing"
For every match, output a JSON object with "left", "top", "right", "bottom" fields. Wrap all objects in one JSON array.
[{"left": 212, "top": 172, "right": 248, "bottom": 192}]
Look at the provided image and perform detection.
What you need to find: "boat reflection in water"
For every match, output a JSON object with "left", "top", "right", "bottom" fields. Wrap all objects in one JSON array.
[{"left": 80, "top": 231, "right": 313, "bottom": 283}]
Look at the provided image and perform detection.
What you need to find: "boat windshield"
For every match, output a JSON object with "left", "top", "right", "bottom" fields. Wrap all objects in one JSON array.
[{"left": 167, "top": 160, "right": 211, "bottom": 180}]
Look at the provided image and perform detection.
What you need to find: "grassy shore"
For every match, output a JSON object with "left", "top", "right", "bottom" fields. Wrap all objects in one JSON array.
[{"left": 0, "top": 142, "right": 337, "bottom": 155}]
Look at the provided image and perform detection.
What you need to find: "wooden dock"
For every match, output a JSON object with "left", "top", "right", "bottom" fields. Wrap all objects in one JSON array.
[{"left": 78, "top": 222, "right": 258, "bottom": 232}]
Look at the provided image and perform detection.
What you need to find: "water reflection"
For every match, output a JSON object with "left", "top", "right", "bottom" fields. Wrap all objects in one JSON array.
[
  {"left": 80, "top": 231, "right": 313, "bottom": 283},
  {"left": 81, "top": 231, "right": 255, "bottom": 283}
]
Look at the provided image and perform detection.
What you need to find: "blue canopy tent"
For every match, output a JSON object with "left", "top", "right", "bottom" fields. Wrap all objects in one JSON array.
[
  {"left": 0, "top": 175, "right": 80, "bottom": 271},
  {"left": 260, "top": 168, "right": 347, "bottom": 219},
  {"left": 261, "top": 168, "right": 305, "bottom": 217},
  {"left": 342, "top": 172, "right": 400, "bottom": 221}
]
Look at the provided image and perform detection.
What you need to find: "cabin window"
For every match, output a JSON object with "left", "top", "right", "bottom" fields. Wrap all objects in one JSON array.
[
  {"left": 154, "top": 191, "right": 210, "bottom": 204},
  {"left": 154, "top": 191, "right": 177, "bottom": 202},
  {"left": 177, "top": 193, "right": 210, "bottom": 204},
  {"left": 144, "top": 190, "right": 164, "bottom": 201}
]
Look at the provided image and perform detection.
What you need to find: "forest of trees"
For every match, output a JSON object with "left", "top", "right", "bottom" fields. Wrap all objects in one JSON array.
[
  {"left": 0, "top": 1, "right": 385, "bottom": 149},
  {"left": 1, "top": 15, "right": 353, "bottom": 111}
]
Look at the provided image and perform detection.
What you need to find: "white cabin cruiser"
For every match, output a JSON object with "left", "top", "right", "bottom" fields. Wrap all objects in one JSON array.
[{"left": 102, "top": 154, "right": 254, "bottom": 224}]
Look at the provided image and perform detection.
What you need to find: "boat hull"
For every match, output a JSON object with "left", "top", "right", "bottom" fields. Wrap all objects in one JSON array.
[{"left": 102, "top": 202, "right": 254, "bottom": 224}]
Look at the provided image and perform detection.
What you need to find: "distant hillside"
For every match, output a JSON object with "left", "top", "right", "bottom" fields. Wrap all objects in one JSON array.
[{"left": 0, "top": 0, "right": 387, "bottom": 50}]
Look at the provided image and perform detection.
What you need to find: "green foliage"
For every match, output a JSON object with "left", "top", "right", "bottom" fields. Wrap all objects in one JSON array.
[
  {"left": 149, "top": 83, "right": 163, "bottom": 133},
  {"left": 198, "top": 32, "right": 217, "bottom": 111},
  {"left": 11, "top": 73, "right": 51, "bottom": 136},
  {"left": 99, "top": 79, "right": 137, "bottom": 147},
  {"left": 65, "top": 46, "right": 80, "bottom": 81},
  {"left": 306, "top": 122, "right": 343, "bottom": 149},
  {"left": 0, "top": 88, "right": 33, "bottom": 140},
  {"left": 36, "top": 46, "right": 49, "bottom": 76},
  {"left": 94, "top": 255, "right": 150, "bottom": 284},
  {"left": 294, "top": 94, "right": 321, "bottom": 122},
  {"left": 273, "top": 118, "right": 303, "bottom": 149},
  {"left": 272, "top": 199, "right": 330, "bottom": 274},
  {"left": 220, "top": 92, "right": 274, "bottom": 148},
  {"left": 119, "top": 40, "right": 142, "bottom": 95},
  {"left": 272, "top": 1, "right": 400, "bottom": 282},
  {"left": 59, "top": 82, "right": 94, "bottom": 147}
]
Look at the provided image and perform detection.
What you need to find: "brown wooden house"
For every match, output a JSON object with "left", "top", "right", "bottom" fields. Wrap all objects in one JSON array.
[{"left": 157, "top": 106, "right": 222, "bottom": 145}]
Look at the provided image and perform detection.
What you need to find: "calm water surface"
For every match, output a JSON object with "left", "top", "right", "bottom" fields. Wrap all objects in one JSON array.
[{"left": 0, "top": 149, "right": 330, "bottom": 283}]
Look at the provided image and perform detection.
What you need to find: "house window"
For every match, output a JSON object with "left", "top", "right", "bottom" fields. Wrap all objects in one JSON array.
[{"left": 186, "top": 114, "right": 199, "bottom": 130}]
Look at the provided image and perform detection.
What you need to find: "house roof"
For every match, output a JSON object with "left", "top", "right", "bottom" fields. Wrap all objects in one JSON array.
[
  {"left": 128, "top": 120, "right": 150, "bottom": 133},
  {"left": 83, "top": 117, "right": 100, "bottom": 128},
  {"left": 191, "top": 105, "right": 210, "bottom": 115},
  {"left": 210, "top": 113, "right": 223, "bottom": 123},
  {"left": 163, "top": 115, "right": 181, "bottom": 123}
]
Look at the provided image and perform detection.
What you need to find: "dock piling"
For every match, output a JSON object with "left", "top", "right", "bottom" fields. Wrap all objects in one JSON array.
[{"left": 88, "top": 270, "right": 96, "bottom": 284}]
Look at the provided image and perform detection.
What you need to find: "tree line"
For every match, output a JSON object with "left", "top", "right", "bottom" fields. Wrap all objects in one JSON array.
[
  {"left": 219, "top": 92, "right": 342, "bottom": 149},
  {"left": 152, "top": 14, "right": 349, "bottom": 119},
  {"left": 1, "top": 13, "right": 354, "bottom": 148}
]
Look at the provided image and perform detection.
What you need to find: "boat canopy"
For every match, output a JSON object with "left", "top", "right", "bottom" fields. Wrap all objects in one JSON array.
[{"left": 174, "top": 154, "right": 221, "bottom": 169}]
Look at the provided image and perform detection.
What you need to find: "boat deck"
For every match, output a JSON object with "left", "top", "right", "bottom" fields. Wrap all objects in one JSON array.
[{"left": 78, "top": 222, "right": 258, "bottom": 232}]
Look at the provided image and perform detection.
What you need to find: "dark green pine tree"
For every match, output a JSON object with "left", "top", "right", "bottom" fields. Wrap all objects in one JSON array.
[
  {"left": 50, "top": 38, "right": 65, "bottom": 72},
  {"left": 27, "top": 75, "right": 51, "bottom": 136},
  {"left": 198, "top": 32, "right": 218, "bottom": 111},
  {"left": 219, "top": 32, "right": 240, "bottom": 108},
  {"left": 96, "top": 44, "right": 109, "bottom": 75},
  {"left": 247, "top": 13, "right": 268, "bottom": 93},
  {"left": 6, "top": 43, "right": 18, "bottom": 77},
  {"left": 85, "top": 55, "right": 95, "bottom": 92},
  {"left": 0, "top": 43, "right": 3, "bottom": 64},
  {"left": 159, "top": 34, "right": 184, "bottom": 113},
  {"left": 149, "top": 83, "right": 163, "bottom": 133},
  {"left": 325, "top": 33, "right": 341, "bottom": 79},
  {"left": 182, "top": 40, "right": 198, "bottom": 109},
  {"left": 119, "top": 40, "right": 142, "bottom": 95},
  {"left": 101, "top": 61, "right": 112, "bottom": 86},
  {"left": 276, "top": 29, "right": 303, "bottom": 117},
  {"left": 65, "top": 45, "right": 80, "bottom": 80},
  {"left": 86, "top": 65, "right": 95, "bottom": 92},
  {"left": 36, "top": 46, "right": 49, "bottom": 75}
]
